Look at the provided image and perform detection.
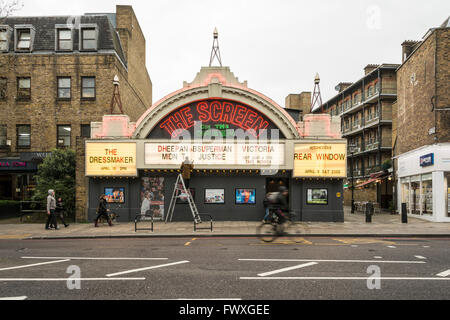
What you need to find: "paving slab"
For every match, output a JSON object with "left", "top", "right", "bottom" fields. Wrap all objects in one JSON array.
[{"left": 0, "top": 207, "right": 448, "bottom": 240}]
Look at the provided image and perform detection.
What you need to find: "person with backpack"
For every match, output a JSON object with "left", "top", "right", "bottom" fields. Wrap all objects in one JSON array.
[{"left": 262, "top": 192, "right": 275, "bottom": 222}]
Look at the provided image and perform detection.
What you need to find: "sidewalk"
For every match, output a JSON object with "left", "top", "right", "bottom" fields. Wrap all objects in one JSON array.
[{"left": 0, "top": 207, "right": 449, "bottom": 240}]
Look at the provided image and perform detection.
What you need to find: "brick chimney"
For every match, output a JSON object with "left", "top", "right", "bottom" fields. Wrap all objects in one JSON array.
[
  {"left": 335, "top": 82, "right": 353, "bottom": 93},
  {"left": 364, "top": 64, "right": 380, "bottom": 75},
  {"left": 401, "top": 40, "right": 421, "bottom": 63},
  {"left": 285, "top": 92, "right": 312, "bottom": 116}
]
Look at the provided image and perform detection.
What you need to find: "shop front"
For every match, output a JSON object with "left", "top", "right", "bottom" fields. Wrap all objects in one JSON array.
[
  {"left": 82, "top": 67, "right": 347, "bottom": 222},
  {"left": 0, "top": 158, "right": 38, "bottom": 200},
  {"left": 397, "top": 143, "right": 450, "bottom": 222}
]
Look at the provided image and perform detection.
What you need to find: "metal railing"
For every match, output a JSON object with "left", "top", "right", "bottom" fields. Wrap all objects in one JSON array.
[
  {"left": 19, "top": 201, "right": 47, "bottom": 222},
  {"left": 194, "top": 214, "right": 214, "bottom": 232},
  {"left": 135, "top": 210, "right": 154, "bottom": 232}
]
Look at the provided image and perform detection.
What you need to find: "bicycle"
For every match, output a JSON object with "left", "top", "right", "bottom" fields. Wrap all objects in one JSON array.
[{"left": 257, "top": 208, "right": 302, "bottom": 243}]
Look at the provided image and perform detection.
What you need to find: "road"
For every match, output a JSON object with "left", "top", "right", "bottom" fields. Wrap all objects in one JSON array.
[{"left": 0, "top": 236, "right": 449, "bottom": 300}]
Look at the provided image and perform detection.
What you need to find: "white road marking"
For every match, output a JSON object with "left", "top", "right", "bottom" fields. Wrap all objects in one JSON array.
[
  {"left": 423, "top": 246, "right": 430, "bottom": 248},
  {"left": 351, "top": 245, "right": 358, "bottom": 248},
  {"left": 239, "top": 259, "right": 426, "bottom": 264},
  {"left": 415, "top": 256, "right": 427, "bottom": 260},
  {"left": 106, "top": 260, "right": 190, "bottom": 277},
  {"left": 21, "top": 256, "right": 168, "bottom": 261},
  {"left": 240, "top": 277, "right": 450, "bottom": 281},
  {"left": 374, "top": 256, "right": 383, "bottom": 259},
  {"left": 0, "top": 296, "right": 27, "bottom": 300},
  {"left": 387, "top": 246, "right": 397, "bottom": 248},
  {"left": 0, "top": 278, "right": 145, "bottom": 282},
  {"left": 0, "top": 259, "right": 70, "bottom": 272},
  {"left": 175, "top": 298, "right": 242, "bottom": 300},
  {"left": 436, "top": 269, "right": 450, "bottom": 277},
  {"left": 258, "top": 262, "right": 318, "bottom": 277}
]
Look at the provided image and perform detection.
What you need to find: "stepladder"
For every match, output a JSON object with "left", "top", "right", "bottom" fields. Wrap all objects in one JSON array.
[{"left": 166, "top": 174, "right": 201, "bottom": 224}]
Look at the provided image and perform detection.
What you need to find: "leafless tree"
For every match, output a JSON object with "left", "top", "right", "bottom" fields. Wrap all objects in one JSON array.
[{"left": 0, "top": 0, "right": 23, "bottom": 23}]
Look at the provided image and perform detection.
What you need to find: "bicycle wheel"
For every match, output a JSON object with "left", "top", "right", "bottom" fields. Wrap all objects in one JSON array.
[
  {"left": 285, "top": 221, "right": 303, "bottom": 238},
  {"left": 257, "top": 222, "right": 278, "bottom": 243}
]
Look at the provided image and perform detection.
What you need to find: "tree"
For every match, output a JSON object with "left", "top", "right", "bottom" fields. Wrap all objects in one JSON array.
[
  {"left": 0, "top": 0, "right": 23, "bottom": 22},
  {"left": 33, "top": 148, "right": 76, "bottom": 219}
]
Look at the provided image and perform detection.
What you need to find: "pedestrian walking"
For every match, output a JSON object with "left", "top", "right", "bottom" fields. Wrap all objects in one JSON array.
[
  {"left": 55, "top": 197, "right": 69, "bottom": 228},
  {"left": 94, "top": 194, "right": 112, "bottom": 227},
  {"left": 45, "top": 189, "right": 58, "bottom": 230}
]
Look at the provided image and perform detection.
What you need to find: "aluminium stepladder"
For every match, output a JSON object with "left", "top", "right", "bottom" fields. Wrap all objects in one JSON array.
[{"left": 165, "top": 174, "right": 202, "bottom": 224}]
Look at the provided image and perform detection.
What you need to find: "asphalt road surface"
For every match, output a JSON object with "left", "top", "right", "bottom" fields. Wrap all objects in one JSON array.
[{"left": 0, "top": 236, "right": 449, "bottom": 300}]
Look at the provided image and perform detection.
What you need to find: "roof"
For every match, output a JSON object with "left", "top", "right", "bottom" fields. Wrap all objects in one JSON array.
[
  {"left": 398, "top": 16, "right": 450, "bottom": 72},
  {"left": 314, "top": 63, "right": 400, "bottom": 112},
  {"left": 0, "top": 15, "right": 127, "bottom": 66}
]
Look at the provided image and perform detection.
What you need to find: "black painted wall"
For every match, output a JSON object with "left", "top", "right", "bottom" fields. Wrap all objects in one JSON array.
[{"left": 88, "top": 174, "right": 344, "bottom": 222}]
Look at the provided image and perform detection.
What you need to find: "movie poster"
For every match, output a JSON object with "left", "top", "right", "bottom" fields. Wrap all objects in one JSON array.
[{"left": 141, "top": 177, "right": 165, "bottom": 220}]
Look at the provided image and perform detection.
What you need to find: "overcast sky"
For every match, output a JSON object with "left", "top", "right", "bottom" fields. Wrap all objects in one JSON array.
[{"left": 17, "top": 0, "right": 450, "bottom": 108}]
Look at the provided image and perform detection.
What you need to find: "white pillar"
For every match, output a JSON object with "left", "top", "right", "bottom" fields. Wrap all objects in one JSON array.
[{"left": 432, "top": 171, "right": 445, "bottom": 222}]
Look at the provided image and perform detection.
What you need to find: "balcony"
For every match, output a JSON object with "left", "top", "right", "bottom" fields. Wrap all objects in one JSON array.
[
  {"left": 348, "top": 145, "right": 363, "bottom": 155},
  {"left": 365, "top": 165, "right": 382, "bottom": 175},
  {"left": 365, "top": 112, "right": 380, "bottom": 125},
  {"left": 352, "top": 169, "right": 362, "bottom": 177},
  {"left": 365, "top": 141, "right": 380, "bottom": 151},
  {"left": 343, "top": 121, "right": 364, "bottom": 136}
]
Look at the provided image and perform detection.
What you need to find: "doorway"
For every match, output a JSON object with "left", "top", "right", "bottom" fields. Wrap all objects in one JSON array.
[{"left": 266, "top": 178, "right": 289, "bottom": 193}]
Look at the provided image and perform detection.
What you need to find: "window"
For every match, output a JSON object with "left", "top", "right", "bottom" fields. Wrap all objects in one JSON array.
[
  {"left": 81, "top": 28, "right": 97, "bottom": 51},
  {"left": 81, "top": 77, "right": 95, "bottom": 99},
  {"left": 57, "top": 125, "right": 71, "bottom": 148},
  {"left": 421, "top": 174, "right": 433, "bottom": 215},
  {"left": 57, "top": 77, "right": 71, "bottom": 99},
  {"left": 16, "top": 29, "right": 31, "bottom": 50},
  {"left": 0, "top": 27, "right": 10, "bottom": 52},
  {"left": 17, "top": 77, "right": 31, "bottom": 100},
  {"left": 56, "top": 28, "right": 72, "bottom": 51},
  {"left": 17, "top": 125, "right": 31, "bottom": 148},
  {"left": 0, "top": 125, "right": 7, "bottom": 146},
  {"left": 80, "top": 124, "right": 91, "bottom": 138},
  {"left": 0, "top": 78, "right": 6, "bottom": 100}
]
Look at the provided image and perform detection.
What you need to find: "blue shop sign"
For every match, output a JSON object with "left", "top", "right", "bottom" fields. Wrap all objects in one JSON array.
[{"left": 420, "top": 153, "right": 434, "bottom": 167}]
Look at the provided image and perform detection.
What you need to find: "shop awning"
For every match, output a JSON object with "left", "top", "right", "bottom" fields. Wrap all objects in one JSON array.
[{"left": 355, "top": 172, "right": 390, "bottom": 188}]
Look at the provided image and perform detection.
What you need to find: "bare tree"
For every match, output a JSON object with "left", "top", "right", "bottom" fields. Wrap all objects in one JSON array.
[{"left": 0, "top": 0, "right": 23, "bottom": 23}]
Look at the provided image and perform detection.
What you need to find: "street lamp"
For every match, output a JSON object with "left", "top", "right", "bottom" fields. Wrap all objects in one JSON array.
[{"left": 348, "top": 144, "right": 357, "bottom": 213}]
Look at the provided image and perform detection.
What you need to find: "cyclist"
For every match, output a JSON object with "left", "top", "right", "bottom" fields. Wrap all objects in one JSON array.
[{"left": 274, "top": 186, "right": 289, "bottom": 224}]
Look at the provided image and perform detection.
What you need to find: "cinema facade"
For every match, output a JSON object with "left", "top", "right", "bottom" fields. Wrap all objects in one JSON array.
[{"left": 78, "top": 67, "right": 347, "bottom": 223}]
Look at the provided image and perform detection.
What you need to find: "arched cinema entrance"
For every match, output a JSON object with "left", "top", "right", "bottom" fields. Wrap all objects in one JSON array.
[{"left": 83, "top": 66, "right": 346, "bottom": 223}]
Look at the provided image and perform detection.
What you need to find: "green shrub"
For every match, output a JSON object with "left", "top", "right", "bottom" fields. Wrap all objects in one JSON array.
[{"left": 32, "top": 148, "right": 76, "bottom": 218}]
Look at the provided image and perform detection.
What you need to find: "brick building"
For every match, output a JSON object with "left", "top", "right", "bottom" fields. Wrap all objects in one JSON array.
[
  {"left": 394, "top": 17, "right": 450, "bottom": 222},
  {"left": 312, "top": 64, "right": 400, "bottom": 209},
  {"left": 0, "top": 5, "right": 152, "bottom": 203}
]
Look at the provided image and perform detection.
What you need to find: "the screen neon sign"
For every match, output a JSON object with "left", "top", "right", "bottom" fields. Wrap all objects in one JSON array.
[{"left": 157, "top": 100, "right": 275, "bottom": 138}]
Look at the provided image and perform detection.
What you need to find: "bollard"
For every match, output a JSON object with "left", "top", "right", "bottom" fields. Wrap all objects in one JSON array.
[
  {"left": 401, "top": 203, "right": 408, "bottom": 223},
  {"left": 365, "top": 202, "right": 373, "bottom": 223}
]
